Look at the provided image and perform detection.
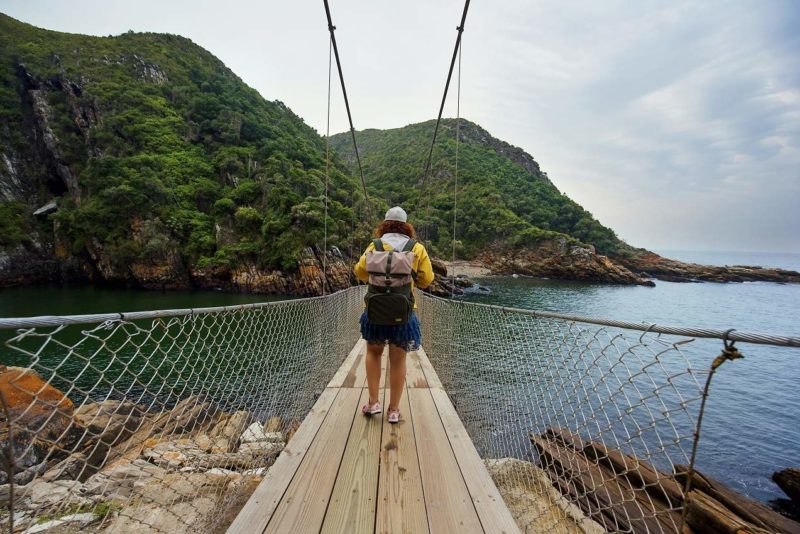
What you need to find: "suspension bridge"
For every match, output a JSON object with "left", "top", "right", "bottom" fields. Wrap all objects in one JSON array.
[{"left": 3, "top": 1, "right": 800, "bottom": 533}]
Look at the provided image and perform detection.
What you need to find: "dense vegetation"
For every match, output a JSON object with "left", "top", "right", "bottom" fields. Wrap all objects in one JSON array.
[
  {"left": 331, "top": 120, "right": 626, "bottom": 258},
  {"left": 0, "top": 13, "right": 366, "bottom": 273},
  {"left": 0, "top": 13, "right": 627, "bottom": 288}
]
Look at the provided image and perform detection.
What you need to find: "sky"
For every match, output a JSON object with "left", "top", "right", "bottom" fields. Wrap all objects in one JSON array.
[{"left": 1, "top": 0, "right": 798, "bottom": 253}]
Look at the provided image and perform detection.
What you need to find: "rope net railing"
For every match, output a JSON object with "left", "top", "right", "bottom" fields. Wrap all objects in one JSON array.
[
  {"left": 0, "top": 286, "right": 365, "bottom": 533},
  {"left": 416, "top": 292, "right": 800, "bottom": 534}
]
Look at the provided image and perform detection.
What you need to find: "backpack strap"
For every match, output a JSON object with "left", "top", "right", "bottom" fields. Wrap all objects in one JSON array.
[
  {"left": 402, "top": 239, "right": 419, "bottom": 280},
  {"left": 372, "top": 238, "right": 384, "bottom": 252}
]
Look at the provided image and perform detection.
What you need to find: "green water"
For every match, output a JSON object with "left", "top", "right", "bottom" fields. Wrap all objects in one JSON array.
[{"left": 0, "top": 284, "right": 285, "bottom": 318}]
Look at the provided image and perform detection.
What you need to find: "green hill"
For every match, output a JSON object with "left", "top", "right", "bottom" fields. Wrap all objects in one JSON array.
[
  {"left": 0, "top": 14, "right": 661, "bottom": 292},
  {"left": 0, "top": 13, "right": 364, "bottom": 287},
  {"left": 330, "top": 119, "right": 626, "bottom": 260}
]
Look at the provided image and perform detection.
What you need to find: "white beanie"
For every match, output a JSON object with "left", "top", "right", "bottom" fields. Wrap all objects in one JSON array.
[{"left": 384, "top": 206, "right": 407, "bottom": 223}]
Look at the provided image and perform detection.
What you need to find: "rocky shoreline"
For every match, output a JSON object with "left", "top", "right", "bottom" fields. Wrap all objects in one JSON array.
[
  {"left": 476, "top": 238, "right": 656, "bottom": 286},
  {"left": 614, "top": 251, "right": 800, "bottom": 284},
  {"left": 1, "top": 366, "right": 290, "bottom": 533},
  {"left": 2, "top": 237, "right": 799, "bottom": 296}
]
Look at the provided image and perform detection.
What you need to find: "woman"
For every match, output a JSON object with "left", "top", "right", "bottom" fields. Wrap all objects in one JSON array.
[{"left": 353, "top": 206, "right": 434, "bottom": 423}]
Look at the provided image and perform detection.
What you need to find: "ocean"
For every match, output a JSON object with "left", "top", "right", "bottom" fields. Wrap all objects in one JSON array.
[{"left": 461, "top": 250, "right": 800, "bottom": 506}]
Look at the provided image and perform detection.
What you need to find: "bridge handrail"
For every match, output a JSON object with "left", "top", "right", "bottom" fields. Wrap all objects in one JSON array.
[
  {"left": 0, "top": 287, "right": 353, "bottom": 330},
  {"left": 423, "top": 292, "right": 800, "bottom": 347}
]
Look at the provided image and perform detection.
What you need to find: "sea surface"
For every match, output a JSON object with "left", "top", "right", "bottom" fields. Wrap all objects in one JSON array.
[
  {"left": 461, "top": 250, "right": 800, "bottom": 507},
  {"left": 1, "top": 251, "right": 798, "bottom": 507}
]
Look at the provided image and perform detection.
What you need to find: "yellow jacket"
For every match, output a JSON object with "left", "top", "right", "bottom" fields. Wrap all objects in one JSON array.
[{"left": 354, "top": 239, "right": 435, "bottom": 307}]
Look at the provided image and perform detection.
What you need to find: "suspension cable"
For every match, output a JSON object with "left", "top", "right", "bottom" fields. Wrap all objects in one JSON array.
[
  {"left": 418, "top": 0, "right": 471, "bottom": 236},
  {"left": 323, "top": 0, "right": 373, "bottom": 225},
  {"left": 323, "top": 35, "right": 332, "bottom": 295},
  {"left": 450, "top": 42, "right": 462, "bottom": 297}
]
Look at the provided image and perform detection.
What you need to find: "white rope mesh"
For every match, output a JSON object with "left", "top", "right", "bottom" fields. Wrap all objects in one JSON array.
[
  {"left": 414, "top": 292, "right": 793, "bottom": 534},
  {"left": 2, "top": 286, "right": 798, "bottom": 533},
  {"left": 0, "top": 287, "right": 365, "bottom": 533}
]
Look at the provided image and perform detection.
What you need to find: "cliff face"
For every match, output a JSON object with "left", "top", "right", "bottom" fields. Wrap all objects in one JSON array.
[
  {"left": 477, "top": 239, "right": 655, "bottom": 286},
  {"left": 0, "top": 14, "right": 368, "bottom": 294}
]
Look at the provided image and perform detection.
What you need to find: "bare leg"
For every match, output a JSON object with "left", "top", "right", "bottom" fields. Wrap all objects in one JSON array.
[
  {"left": 388, "top": 344, "right": 407, "bottom": 411},
  {"left": 365, "top": 342, "right": 383, "bottom": 404}
]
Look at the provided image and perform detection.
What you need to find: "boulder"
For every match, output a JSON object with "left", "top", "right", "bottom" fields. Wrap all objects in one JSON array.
[
  {"left": 485, "top": 457, "right": 604, "bottom": 534},
  {"left": 42, "top": 396, "right": 219, "bottom": 483},
  {"left": 0, "top": 367, "right": 81, "bottom": 482},
  {"left": 22, "top": 512, "right": 97, "bottom": 533},
  {"left": 82, "top": 458, "right": 167, "bottom": 500},
  {"left": 208, "top": 410, "right": 252, "bottom": 453},
  {"left": 773, "top": 468, "right": 800, "bottom": 503},
  {"left": 240, "top": 421, "right": 283, "bottom": 444},
  {"left": 73, "top": 400, "right": 145, "bottom": 437},
  {"left": 237, "top": 441, "right": 284, "bottom": 458},
  {"left": 20, "top": 479, "right": 87, "bottom": 510},
  {"left": 263, "top": 416, "right": 282, "bottom": 433},
  {"left": 141, "top": 436, "right": 282, "bottom": 472}
]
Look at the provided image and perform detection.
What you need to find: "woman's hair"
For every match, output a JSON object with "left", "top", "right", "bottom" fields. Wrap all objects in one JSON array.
[{"left": 374, "top": 219, "right": 416, "bottom": 238}]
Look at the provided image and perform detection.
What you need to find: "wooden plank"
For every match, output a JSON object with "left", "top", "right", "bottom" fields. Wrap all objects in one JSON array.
[
  {"left": 430, "top": 388, "right": 521, "bottom": 534},
  {"left": 227, "top": 387, "right": 340, "bottom": 534},
  {"left": 415, "top": 347, "right": 443, "bottom": 389},
  {"left": 379, "top": 345, "right": 388, "bottom": 389},
  {"left": 328, "top": 339, "right": 365, "bottom": 388},
  {"left": 320, "top": 388, "right": 384, "bottom": 534},
  {"left": 377, "top": 388, "right": 429, "bottom": 534},
  {"left": 406, "top": 350, "right": 429, "bottom": 388},
  {"left": 408, "top": 388, "right": 483, "bottom": 533},
  {"left": 343, "top": 349, "right": 366, "bottom": 388},
  {"left": 265, "top": 388, "right": 363, "bottom": 533}
]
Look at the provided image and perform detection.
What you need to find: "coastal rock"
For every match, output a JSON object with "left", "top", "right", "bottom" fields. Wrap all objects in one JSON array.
[
  {"left": 485, "top": 457, "right": 604, "bottom": 533},
  {"left": 191, "top": 246, "right": 353, "bottom": 296},
  {"left": 73, "top": 400, "right": 146, "bottom": 438},
  {"left": 82, "top": 458, "right": 167, "bottom": 500},
  {"left": 43, "top": 395, "right": 221, "bottom": 482},
  {"left": 615, "top": 251, "right": 800, "bottom": 284},
  {"left": 237, "top": 441, "right": 284, "bottom": 457},
  {"left": 773, "top": 468, "right": 800, "bottom": 503},
  {"left": 20, "top": 479, "right": 88, "bottom": 509},
  {"left": 208, "top": 410, "right": 253, "bottom": 453},
  {"left": 0, "top": 243, "right": 61, "bottom": 287},
  {"left": 0, "top": 366, "right": 80, "bottom": 482},
  {"left": 478, "top": 239, "right": 655, "bottom": 286},
  {"left": 240, "top": 421, "right": 283, "bottom": 444},
  {"left": 23, "top": 512, "right": 98, "bottom": 533}
]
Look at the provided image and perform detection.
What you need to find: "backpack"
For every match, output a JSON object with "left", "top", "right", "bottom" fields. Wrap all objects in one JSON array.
[{"left": 364, "top": 238, "right": 417, "bottom": 326}]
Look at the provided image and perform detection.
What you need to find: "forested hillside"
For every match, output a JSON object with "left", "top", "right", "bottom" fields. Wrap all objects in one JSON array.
[
  {"left": 3, "top": 15, "right": 790, "bottom": 291},
  {"left": 0, "top": 13, "right": 364, "bottom": 292},
  {"left": 331, "top": 119, "right": 625, "bottom": 259}
]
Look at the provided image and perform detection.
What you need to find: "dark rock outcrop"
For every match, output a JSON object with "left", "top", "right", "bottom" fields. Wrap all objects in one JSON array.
[
  {"left": 477, "top": 238, "right": 655, "bottom": 286},
  {"left": 616, "top": 251, "right": 800, "bottom": 284},
  {"left": 774, "top": 468, "right": 800, "bottom": 503},
  {"left": 192, "top": 246, "right": 354, "bottom": 297}
]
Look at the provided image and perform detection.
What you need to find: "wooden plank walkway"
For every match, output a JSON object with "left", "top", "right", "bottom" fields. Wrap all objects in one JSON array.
[{"left": 228, "top": 340, "right": 521, "bottom": 534}]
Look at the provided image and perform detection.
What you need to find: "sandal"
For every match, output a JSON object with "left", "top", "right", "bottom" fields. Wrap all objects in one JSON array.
[
  {"left": 387, "top": 409, "right": 401, "bottom": 424},
  {"left": 362, "top": 400, "right": 382, "bottom": 416}
]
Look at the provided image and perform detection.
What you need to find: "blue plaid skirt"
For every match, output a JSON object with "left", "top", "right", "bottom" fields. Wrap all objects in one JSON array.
[{"left": 359, "top": 310, "right": 421, "bottom": 352}]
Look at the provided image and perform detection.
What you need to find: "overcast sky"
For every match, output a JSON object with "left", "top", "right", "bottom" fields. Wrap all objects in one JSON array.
[{"left": 2, "top": 0, "right": 798, "bottom": 252}]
